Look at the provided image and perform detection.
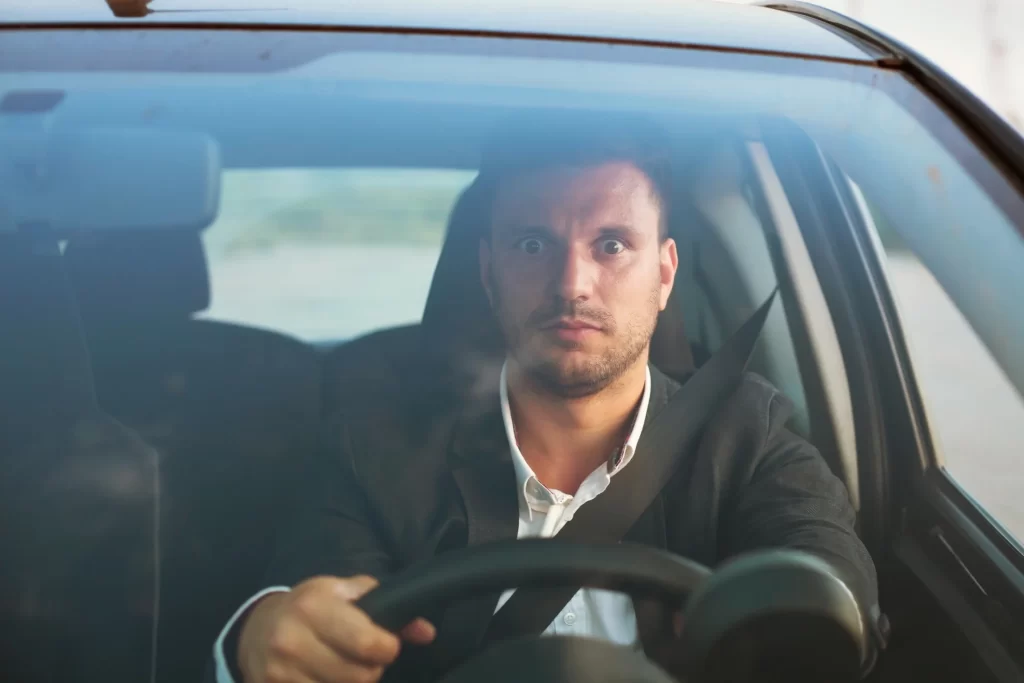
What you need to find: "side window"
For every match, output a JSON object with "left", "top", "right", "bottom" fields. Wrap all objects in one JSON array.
[
  {"left": 851, "top": 181, "right": 1024, "bottom": 544},
  {"left": 198, "top": 168, "right": 476, "bottom": 343}
]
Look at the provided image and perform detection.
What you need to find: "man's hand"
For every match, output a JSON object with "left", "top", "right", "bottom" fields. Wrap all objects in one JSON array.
[{"left": 238, "top": 576, "right": 436, "bottom": 683}]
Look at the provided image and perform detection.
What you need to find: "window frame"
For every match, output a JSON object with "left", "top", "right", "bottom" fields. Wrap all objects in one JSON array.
[{"left": 743, "top": 138, "right": 860, "bottom": 510}]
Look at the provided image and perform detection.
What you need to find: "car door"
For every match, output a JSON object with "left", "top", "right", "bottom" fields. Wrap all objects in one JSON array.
[
  {"left": 848, "top": 147, "right": 1024, "bottom": 682},
  {"left": 755, "top": 70, "right": 1024, "bottom": 680}
]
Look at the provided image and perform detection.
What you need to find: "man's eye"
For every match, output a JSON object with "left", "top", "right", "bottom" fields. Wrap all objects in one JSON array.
[
  {"left": 517, "top": 238, "right": 546, "bottom": 255},
  {"left": 601, "top": 239, "right": 626, "bottom": 255}
]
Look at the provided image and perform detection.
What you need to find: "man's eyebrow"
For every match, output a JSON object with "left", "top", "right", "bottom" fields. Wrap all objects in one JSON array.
[
  {"left": 497, "top": 223, "right": 553, "bottom": 239},
  {"left": 597, "top": 224, "right": 644, "bottom": 240}
]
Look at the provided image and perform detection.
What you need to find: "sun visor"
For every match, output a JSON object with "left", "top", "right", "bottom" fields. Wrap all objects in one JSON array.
[{"left": 0, "top": 112, "right": 220, "bottom": 236}]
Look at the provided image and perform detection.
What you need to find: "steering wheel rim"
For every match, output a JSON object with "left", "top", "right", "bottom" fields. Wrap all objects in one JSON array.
[
  {"left": 356, "top": 540, "right": 870, "bottom": 683},
  {"left": 356, "top": 539, "right": 711, "bottom": 631}
]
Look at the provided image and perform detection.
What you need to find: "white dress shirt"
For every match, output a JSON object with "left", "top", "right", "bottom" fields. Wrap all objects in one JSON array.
[
  {"left": 494, "top": 361, "right": 651, "bottom": 644},
  {"left": 213, "top": 362, "right": 652, "bottom": 682}
]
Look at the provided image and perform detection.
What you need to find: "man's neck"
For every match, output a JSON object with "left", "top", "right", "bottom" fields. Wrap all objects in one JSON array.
[{"left": 506, "top": 358, "right": 648, "bottom": 495}]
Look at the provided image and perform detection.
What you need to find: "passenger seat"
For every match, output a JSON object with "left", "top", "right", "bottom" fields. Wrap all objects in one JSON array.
[
  {"left": 65, "top": 231, "right": 322, "bottom": 683},
  {"left": 0, "top": 233, "right": 158, "bottom": 683}
]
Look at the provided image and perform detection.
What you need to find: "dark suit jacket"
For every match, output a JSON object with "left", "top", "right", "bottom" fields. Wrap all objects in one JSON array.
[{"left": 257, "top": 365, "right": 877, "bottom": 681}]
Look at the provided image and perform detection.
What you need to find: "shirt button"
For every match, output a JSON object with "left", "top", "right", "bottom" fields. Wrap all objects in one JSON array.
[{"left": 563, "top": 612, "right": 577, "bottom": 626}]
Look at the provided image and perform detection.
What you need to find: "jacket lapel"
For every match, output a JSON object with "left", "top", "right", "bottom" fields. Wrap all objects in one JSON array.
[
  {"left": 627, "top": 368, "right": 677, "bottom": 657},
  {"left": 432, "top": 388, "right": 520, "bottom": 671}
]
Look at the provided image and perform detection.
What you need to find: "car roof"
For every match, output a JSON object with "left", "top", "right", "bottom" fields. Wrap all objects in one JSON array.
[{"left": 3, "top": 0, "right": 878, "bottom": 63}]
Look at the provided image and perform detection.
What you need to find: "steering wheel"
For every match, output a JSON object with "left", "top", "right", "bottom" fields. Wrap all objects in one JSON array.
[{"left": 356, "top": 539, "right": 870, "bottom": 683}]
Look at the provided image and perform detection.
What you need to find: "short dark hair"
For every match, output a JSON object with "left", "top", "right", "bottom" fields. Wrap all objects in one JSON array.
[{"left": 477, "top": 112, "right": 673, "bottom": 240}]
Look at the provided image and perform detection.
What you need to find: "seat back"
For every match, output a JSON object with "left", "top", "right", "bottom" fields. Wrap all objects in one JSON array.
[
  {"left": 65, "top": 231, "right": 322, "bottom": 683},
  {"left": 0, "top": 233, "right": 158, "bottom": 683}
]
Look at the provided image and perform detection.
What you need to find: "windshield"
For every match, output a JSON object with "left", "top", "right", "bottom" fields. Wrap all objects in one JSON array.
[{"left": 3, "top": 27, "right": 1023, "bottom": 683}]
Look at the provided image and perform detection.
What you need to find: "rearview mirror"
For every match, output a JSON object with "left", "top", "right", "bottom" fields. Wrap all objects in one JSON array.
[{"left": 0, "top": 126, "right": 221, "bottom": 235}]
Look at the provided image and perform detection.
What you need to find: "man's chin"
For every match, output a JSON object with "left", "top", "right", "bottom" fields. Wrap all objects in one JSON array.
[
  {"left": 534, "top": 348, "right": 599, "bottom": 375},
  {"left": 521, "top": 355, "right": 615, "bottom": 399}
]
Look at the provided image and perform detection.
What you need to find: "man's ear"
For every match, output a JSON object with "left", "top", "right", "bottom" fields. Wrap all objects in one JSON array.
[
  {"left": 658, "top": 237, "right": 678, "bottom": 311},
  {"left": 479, "top": 238, "right": 495, "bottom": 308}
]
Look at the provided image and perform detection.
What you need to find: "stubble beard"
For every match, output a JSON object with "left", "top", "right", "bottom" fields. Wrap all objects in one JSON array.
[{"left": 492, "top": 273, "right": 662, "bottom": 399}]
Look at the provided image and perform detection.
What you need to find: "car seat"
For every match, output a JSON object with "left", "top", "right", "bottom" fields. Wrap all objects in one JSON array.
[
  {"left": 64, "top": 230, "right": 322, "bottom": 683},
  {"left": 0, "top": 232, "right": 159, "bottom": 683}
]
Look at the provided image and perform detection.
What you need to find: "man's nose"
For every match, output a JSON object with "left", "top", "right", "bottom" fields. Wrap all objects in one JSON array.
[{"left": 552, "top": 243, "right": 596, "bottom": 302}]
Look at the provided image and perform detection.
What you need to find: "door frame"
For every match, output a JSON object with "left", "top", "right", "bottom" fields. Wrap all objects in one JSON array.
[{"left": 760, "top": 112, "right": 1024, "bottom": 680}]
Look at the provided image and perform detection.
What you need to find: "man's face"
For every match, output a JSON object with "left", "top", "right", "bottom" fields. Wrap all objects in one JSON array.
[{"left": 481, "top": 161, "right": 678, "bottom": 397}]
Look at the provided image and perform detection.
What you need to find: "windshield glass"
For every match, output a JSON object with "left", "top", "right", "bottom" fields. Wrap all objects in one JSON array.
[{"left": 3, "top": 27, "right": 1023, "bottom": 683}]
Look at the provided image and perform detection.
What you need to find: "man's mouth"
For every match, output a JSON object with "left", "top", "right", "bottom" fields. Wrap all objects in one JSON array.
[
  {"left": 542, "top": 317, "right": 602, "bottom": 330},
  {"left": 540, "top": 318, "right": 603, "bottom": 342}
]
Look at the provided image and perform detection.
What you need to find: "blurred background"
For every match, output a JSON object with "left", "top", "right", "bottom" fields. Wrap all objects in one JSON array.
[{"left": 720, "top": 0, "right": 1023, "bottom": 130}]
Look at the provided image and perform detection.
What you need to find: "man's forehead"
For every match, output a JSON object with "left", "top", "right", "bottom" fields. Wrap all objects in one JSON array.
[{"left": 491, "top": 162, "right": 658, "bottom": 227}]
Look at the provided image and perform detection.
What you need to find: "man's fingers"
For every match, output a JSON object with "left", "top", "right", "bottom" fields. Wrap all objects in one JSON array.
[
  {"left": 399, "top": 618, "right": 436, "bottom": 646},
  {"left": 311, "top": 601, "right": 401, "bottom": 667},
  {"left": 291, "top": 633, "right": 385, "bottom": 683},
  {"left": 243, "top": 576, "right": 408, "bottom": 683},
  {"left": 265, "top": 668, "right": 318, "bottom": 683},
  {"left": 331, "top": 575, "right": 379, "bottom": 601},
  {"left": 313, "top": 660, "right": 385, "bottom": 683}
]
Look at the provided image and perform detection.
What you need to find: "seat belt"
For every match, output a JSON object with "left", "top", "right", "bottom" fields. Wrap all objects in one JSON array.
[{"left": 483, "top": 290, "right": 777, "bottom": 644}]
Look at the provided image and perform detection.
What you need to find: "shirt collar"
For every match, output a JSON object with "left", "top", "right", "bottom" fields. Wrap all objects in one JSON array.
[{"left": 499, "top": 361, "right": 652, "bottom": 520}]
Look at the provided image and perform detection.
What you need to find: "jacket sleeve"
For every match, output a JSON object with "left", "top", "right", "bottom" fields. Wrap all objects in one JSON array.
[{"left": 719, "top": 383, "right": 880, "bottom": 628}]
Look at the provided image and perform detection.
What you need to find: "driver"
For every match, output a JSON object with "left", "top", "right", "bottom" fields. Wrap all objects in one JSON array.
[{"left": 212, "top": 118, "right": 878, "bottom": 683}]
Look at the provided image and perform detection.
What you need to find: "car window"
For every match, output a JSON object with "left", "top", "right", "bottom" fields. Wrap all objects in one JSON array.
[
  {"left": 198, "top": 168, "right": 474, "bottom": 343},
  {"left": 854, "top": 186, "right": 1024, "bottom": 544}
]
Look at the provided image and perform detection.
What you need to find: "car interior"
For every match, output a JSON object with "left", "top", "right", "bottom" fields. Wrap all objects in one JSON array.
[
  {"left": 0, "top": 122, "right": 845, "bottom": 681},
  {"left": 1, "top": 72, "right": 1010, "bottom": 681}
]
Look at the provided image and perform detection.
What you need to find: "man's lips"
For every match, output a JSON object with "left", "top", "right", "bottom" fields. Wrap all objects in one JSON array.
[
  {"left": 540, "top": 318, "right": 603, "bottom": 342},
  {"left": 540, "top": 318, "right": 603, "bottom": 331}
]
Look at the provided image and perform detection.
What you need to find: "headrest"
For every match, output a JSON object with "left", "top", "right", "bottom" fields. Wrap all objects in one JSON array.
[
  {"left": 421, "top": 181, "right": 695, "bottom": 382},
  {"left": 64, "top": 231, "right": 210, "bottom": 322},
  {"left": 0, "top": 234, "right": 97, "bottom": 438},
  {"left": 422, "top": 181, "right": 502, "bottom": 360}
]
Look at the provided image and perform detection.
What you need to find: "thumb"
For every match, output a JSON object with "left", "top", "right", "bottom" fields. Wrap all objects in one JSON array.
[{"left": 332, "top": 575, "right": 379, "bottom": 602}]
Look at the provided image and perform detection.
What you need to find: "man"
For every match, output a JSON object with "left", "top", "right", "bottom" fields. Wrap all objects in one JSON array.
[{"left": 213, "top": 118, "right": 878, "bottom": 683}]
